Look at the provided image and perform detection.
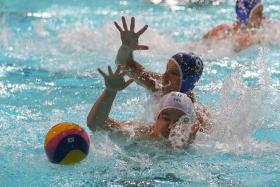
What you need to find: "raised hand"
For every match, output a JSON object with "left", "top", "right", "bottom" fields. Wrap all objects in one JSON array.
[
  {"left": 114, "top": 16, "right": 149, "bottom": 50},
  {"left": 98, "top": 65, "right": 134, "bottom": 92}
]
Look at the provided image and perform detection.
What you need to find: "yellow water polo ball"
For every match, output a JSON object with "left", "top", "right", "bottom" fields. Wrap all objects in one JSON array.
[{"left": 44, "top": 122, "right": 90, "bottom": 165}]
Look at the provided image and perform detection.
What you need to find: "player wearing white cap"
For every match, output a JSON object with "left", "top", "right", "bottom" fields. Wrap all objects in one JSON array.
[{"left": 87, "top": 66, "right": 200, "bottom": 147}]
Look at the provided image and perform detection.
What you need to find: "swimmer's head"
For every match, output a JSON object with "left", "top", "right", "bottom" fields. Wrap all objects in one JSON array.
[
  {"left": 170, "top": 52, "right": 203, "bottom": 93},
  {"left": 157, "top": 92, "right": 196, "bottom": 120},
  {"left": 236, "top": 0, "right": 262, "bottom": 25},
  {"left": 153, "top": 92, "right": 196, "bottom": 138}
]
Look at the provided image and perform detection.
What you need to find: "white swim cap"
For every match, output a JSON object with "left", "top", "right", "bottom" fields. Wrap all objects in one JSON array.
[{"left": 156, "top": 92, "right": 196, "bottom": 122}]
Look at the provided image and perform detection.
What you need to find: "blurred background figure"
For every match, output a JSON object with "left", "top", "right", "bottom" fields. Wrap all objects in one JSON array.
[{"left": 203, "top": 0, "right": 267, "bottom": 51}]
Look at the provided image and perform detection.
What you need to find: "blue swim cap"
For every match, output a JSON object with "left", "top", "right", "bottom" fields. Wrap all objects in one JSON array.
[
  {"left": 171, "top": 52, "right": 203, "bottom": 93},
  {"left": 236, "top": 0, "right": 262, "bottom": 25}
]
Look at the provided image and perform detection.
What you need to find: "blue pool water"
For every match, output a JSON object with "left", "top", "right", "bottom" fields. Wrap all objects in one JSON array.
[{"left": 1, "top": 0, "right": 280, "bottom": 186}]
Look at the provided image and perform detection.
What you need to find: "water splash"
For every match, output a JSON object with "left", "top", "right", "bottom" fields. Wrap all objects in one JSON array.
[
  {"left": 195, "top": 48, "right": 279, "bottom": 154},
  {"left": 168, "top": 115, "right": 194, "bottom": 148}
]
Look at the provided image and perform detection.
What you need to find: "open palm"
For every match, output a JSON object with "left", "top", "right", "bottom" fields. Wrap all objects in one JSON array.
[
  {"left": 114, "top": 16, "right": 149, "bottom": 50},
  {"left": 98, "top": 65, "right": 134, "bottom": 92}
]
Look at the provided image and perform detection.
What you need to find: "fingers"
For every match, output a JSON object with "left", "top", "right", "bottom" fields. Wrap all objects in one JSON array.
[
  {"left": 125, "top": 78, "right": 134, "bottom": 88},
  {"left": 130, "top": 17, "right": 135, "bottom": 32},
  {"left": 108, "top": 66, "right": 113, "bottom": 75},
  {"left": 114, "top": 21, "right": 123, "bottom": 32},
  {"left": 98, "top": 65, "right": 128, "bottom": 78},
  {"left": 122, "top": 16, "right": 128, "bottom": 31},
  {"left": 99, "top": 65, "right": 124, "bottom": 77},
  {"left": 135, "top": 44, "right": 149, "bottom": 50},
  {"left": 117, "top": 16, "right": 147, "bottom": 35},
  {"left": 136, "top": 25, "right": 148, "bottom": 36},
  {"left": 97, "top": 68, "right": 107, "bottom": 78}
]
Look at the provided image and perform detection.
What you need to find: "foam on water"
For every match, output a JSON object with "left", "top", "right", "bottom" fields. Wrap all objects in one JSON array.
[{"left": 194, "top": 48, "right": 280, "bottom": 155}]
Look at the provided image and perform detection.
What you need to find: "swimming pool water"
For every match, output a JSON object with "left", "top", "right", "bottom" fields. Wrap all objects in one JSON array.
[{"left": 1, "top": 0, "right": 280, "bottom": 186}]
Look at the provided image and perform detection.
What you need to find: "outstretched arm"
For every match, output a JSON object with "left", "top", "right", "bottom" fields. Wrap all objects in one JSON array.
[
  {"left": 87, "top": 66, "right": 134, "bottom": 132},
  {"left": 114, "top": 16, "right": 162, "bottom": 92},
  {"left": 203, "top": 23, "right": 233, "bottom": 40}
]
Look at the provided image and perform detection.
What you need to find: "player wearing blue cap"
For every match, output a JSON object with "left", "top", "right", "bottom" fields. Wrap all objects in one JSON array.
[
  {"left": 114, "top": 16, "right": 203, "bottom": 102},
  {"left": 203, "top": 0, "right": 265, "bottom": 51},
  {"left": 114, "top": 16, "right": 211, "bottom": 133},
  {"left": 236, "top": 0, "right": 263, "bottom": 26},
  {"left": 170, "top": 52, "right": 203, "bottom": 93}
]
